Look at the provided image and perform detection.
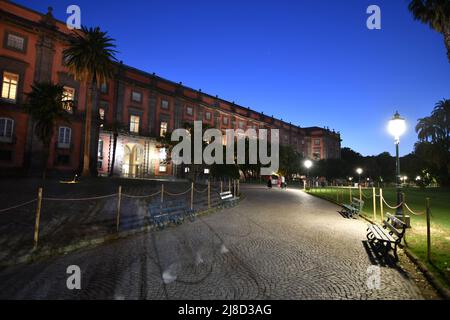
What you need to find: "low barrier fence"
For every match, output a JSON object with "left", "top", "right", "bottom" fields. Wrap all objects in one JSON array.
[
  {"left": 308, "top": 186, "right": 433, "bottom": 262},
  {"left": 0, "top": 180, "right": 241, "bottom": 254}
]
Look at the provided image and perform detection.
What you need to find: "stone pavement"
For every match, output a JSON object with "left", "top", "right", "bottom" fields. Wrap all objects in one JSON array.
[{"left": 0, "top": 185, "right": 423, "bottom": 299}]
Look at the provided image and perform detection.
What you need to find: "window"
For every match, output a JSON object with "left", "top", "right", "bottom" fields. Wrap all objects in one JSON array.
[
  {"left": 98, "top": 139, "right": 104, "bottom": 169},
  {"left": 6, "top": 33, "right": 26, "bottom": 52},
  {"left": 161, "top": 99, "right": 169, "bottom": 109},
  {"left": 58, "top": 127, "right": 71, "bottom": 149},
  {"left": 204, "top": 168, "right": 210, "bottom": 174},
  {"left": 223, "top": 117, "right": 229, "bottom": 125},
  {"left": 314, "top": 139, "right": 321, "bottom": 146},
  {"left": 131, "top": 91, "right": 142, "bottom": 103},
  {"left": 0, "top": 118, "right": 14, "bottom": 143},
  {"left": 130, "top": 115, "right": 140, "bottom": 133},
  {"left": 184, "top": 167, "right": 190, "bottom": 173},
  {"left": 238, "top": 121, "right": 245, "bottom": 129},
  {"left": 1, "top": 72, "right": 19, "bottom": 102},
  {"left": 100, "top": 83, "right": 108, "bottom": 94},
  {"left": 160, "top": 121, "right": 168, "bottom": 137},
  {"left": 186, "top": 106, "right": 193, "bottom": 116},
  {"left": 62, "top": 87, "right": 75, "bottom": 113},
  {"left": 159, "top": 165, "right": 167, "bottom": 173},
  {"left": 205, "top": 112, "right": 211, "bottom": 121},
  {"left": 99, "top": 108, "right": 105, "bottom": 121}
]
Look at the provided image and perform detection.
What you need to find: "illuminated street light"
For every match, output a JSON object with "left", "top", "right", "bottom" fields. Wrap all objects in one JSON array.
[
  {"left": 356, "top": 168, "right": 363, "bottom": 185},
  {"left": 304, "top": 160, "right": 313, "bottom": 189},
  {"left": 388, "top": 111, "right": 406, "bottom": 217}
]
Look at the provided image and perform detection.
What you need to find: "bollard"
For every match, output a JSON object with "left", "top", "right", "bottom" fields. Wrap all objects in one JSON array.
[
  {"left": 33, "top": 187, "right": 43, "bottom": 250},
  {"left": 191, "top": 182, "right": 194, "bottom": 211},
  {"left": 161, "top": 184, "right": 164, "bottom": 203},
  {"left": 116, "top": 186, "right": 122, "bottom": 232},
  {"left": 426, "top": 198, "right": 431, "bottom": 262},
  {"left": 379, "top": 188, "right": 384, "bottom": 222},
  {"left": 372, "top": 187, "right": 377, "bottom": 221}
]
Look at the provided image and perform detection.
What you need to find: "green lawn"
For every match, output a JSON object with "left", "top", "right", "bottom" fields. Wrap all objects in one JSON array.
[{"left": 307, "top": 186, "right": 450, "bottom": 288}]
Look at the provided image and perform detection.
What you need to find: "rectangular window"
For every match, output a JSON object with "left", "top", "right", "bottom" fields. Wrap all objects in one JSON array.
[
  {"left": 58, "top": 127, "right": 71, "bottom": 149},
  {"left": 160, "top": 121, "right": 168, "bottom": 137},
  {"left": 223, "top": 117, "right": 229, "bottom": 125},
  {"left": 186, "top": 106, "right": 193, "bottom": 116},
  {"left": 6, "top": 33, "right": 25, "bottom": 51},
  {"left": 98, "top": 139, "right": 104, "bottom": 170},
  {"left": 62, "top": 86, "right": 75, "bottom": 113},
  {"left": 159, "top": 165, "right": 167, "bottom": 173},
  {"left": 131, "top": 91, "right": 142, "bottom": 103},
  {"left": 314, "top": 139, "right": 321, "bottom": 146},
  {"left": 161, "top": 99, "right": 169, "bottom": 109},
  {"left": 100, "top": 83, "right": 108, "bottom": 94},
  {"left": 205, "top": 112, "right": 211, "bottom": 121},
  {"left": 130, "top": 115, "right": 140, "bottom": 133},
  {"left": 239, "top": 121, "right": 245, "bottom": 129},
  {"left": 0, "top": 118, "right": 14, "bottom": 143},
  {"left": 1, "top": 72, "right": 19, "bottom": 102}
]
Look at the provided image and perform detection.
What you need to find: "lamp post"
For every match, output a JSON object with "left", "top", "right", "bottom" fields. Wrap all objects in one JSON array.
[
  {"left": 304, "top": 160, "right": 313, "bottom": 189},
  {"left": 349, "top": 177, "right": 353, "bottom": 187},
  {"left": 356, "top": 168, "right": 363, "bottom": 186},
  {"left": 388, "top": 111, "right": 406, "bottom": 217}
]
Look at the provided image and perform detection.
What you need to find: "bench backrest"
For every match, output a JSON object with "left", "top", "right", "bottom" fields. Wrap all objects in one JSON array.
[
  {"left": 219, "top": 191, "right": 233, "bottom": 200},
  {"left": 384, "top": 213, "right": 407, "bottom": 239},
  {"left": 351, "top": 198, "right": 364, "bottom": 210}
]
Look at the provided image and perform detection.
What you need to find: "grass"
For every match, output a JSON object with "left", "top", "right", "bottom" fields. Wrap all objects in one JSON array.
[{"left": 307, "top": 186, "right": 450, "bottom": 289}]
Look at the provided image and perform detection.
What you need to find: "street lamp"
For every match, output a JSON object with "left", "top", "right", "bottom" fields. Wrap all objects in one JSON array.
[
  {"left": 388, "top": 111, "right": 407, "bottom": 217},
  {"left": 349, "top": 177, "right": 353, "bottom": 187},
  {"left": 304, "top": 160, "right": 313, "bottom": 189},
  {"left": 356, "top": 168, "right": 363, "bottom": 185}
]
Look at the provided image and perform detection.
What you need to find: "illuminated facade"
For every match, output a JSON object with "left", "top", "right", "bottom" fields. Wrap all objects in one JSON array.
[{"left": 0, "top": 1, "right": 341, "bottom": 178}]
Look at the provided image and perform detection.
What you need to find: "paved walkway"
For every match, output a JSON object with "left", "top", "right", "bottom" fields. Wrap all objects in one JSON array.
[{"left": 0, "top": 185, "right": 423, "bottom": 299}]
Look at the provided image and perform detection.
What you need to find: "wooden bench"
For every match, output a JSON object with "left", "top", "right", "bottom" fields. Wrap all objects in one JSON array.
[
  {"left": 341, "top": 197, "right": 364, "bottom": 218},
  {"left": 219, "top": 191, "right": 238, "bottom": 208},
  {"left": 366, "top": 213, "right": 407, "bottom": 261},
  {"left": 148, "top": 200, "right": 195, "bottom": 229}
]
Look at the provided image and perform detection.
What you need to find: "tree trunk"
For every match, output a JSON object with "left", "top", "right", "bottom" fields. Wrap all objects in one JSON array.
[
  {"left": 82, "top": 80, "right": 93, "bottom": 177},
  {"left": 109, "top": 132, "right": 118, "bottom": 177},
  {"left": 42, "top": 143, "right": 50, "bottom": 183}
]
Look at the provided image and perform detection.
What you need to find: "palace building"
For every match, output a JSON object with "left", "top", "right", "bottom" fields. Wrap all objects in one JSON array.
[{"left": 0, "top": 0, "right": 341, "bottom": 178}]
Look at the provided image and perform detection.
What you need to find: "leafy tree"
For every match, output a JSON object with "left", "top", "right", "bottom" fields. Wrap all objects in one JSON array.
[
  {"left": 63, "top": 26, "right": 117, "bottom": 177},
  {"left": 23, "top": 82, "right": 71, "bottom": 180},
  {"left": 408, "top": 0, "right": 450, "bottom": 62}
]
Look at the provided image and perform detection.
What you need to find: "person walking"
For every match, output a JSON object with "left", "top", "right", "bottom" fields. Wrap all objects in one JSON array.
[{"left": 267, "top": 177, "right": 272, "bottom": 189}]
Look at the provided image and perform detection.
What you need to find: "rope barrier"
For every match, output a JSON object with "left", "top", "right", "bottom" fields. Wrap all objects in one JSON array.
[
  {"left": 382, "top": 197, "right": 404, "bottom": 210},
  {"left": 0, "top": 199, "right": 37, "bottom": 213},
  {"left": 122, "top": 191, "right": 162, "bottom": 199},
  {"left": 194, "top": 186, "right": 208, "bottom": 193},
  {"left": 43, "top": 194, "right": 118, "bottom": 201},
  {"left": 404, "top": 203, "right": 426, "bottom": 216},
  {"left": 164, "top": 188, "right": 192, "bottom": 196}
]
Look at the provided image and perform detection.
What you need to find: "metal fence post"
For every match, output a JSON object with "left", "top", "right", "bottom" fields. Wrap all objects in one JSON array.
[
  {"left": 359, "top": 185, "right": 362, "bottom": 202},
  {"left": 220, "top": 180, "right": 223, "bottom": 193},
  {"left": 426, "top": 198, "right": 431, "bottom": 262},
  {"left": 349, "top": 187, "right": 352, "bottom": 203},
  {"left": 161, "top": 184, "right": 164, "bottom": 203},
  {"left": 33, "top": 187, "right": 43, "bottom": 250},
  {"left": 116, "top": 186, "right": 122, "bottom": 232}
]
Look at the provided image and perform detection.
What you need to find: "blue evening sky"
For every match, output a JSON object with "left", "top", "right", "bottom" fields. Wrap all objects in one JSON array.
[{"left": 14, "top": 0, "right": 450, "bottom": 156}]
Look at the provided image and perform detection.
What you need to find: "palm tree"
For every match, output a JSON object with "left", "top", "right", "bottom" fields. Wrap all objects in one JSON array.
[
  {"left": 408, "top": 0, "right": 450, "bottom": 62},
  {"left": 23, "top": 82, "right": 71, "bottom": 180},
  {"left": 106, "top": 120, "right": 126, "bottom": 177},
  {"left": 63, "top": 26, "right": 117, "bottom": 177}
]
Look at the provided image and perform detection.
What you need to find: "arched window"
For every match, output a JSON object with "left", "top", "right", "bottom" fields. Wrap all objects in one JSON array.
[
  {"left": 58, "top": 127, "right": 71, "bottom": 149},
  {"left": 0, "top": 118, "right": 14, "bottom": 142}
]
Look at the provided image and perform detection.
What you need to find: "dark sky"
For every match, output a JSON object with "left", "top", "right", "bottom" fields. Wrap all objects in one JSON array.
[{"left": 15, "top": 0, "right": 450, "bottom": 156}]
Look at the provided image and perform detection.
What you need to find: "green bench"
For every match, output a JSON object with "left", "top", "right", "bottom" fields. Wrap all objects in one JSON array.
[{"left": 341, "top": 197, "right": 364, "bottom": 218}]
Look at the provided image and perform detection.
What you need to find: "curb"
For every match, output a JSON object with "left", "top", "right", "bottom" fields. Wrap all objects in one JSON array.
[
  {"left": 0, "top": 198, "right": 243, "bottom": 270},
  {"left": 403, "top": 248, "right": 450, "bottom": 300}
]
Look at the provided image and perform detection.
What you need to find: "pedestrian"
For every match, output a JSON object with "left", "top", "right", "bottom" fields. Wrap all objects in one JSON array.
[
  {"left": 281, "top": 176, "right": 286, "bottom": 189},
  {"left": 267, "top": 177, "right": 272, "bottom": 189}
]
